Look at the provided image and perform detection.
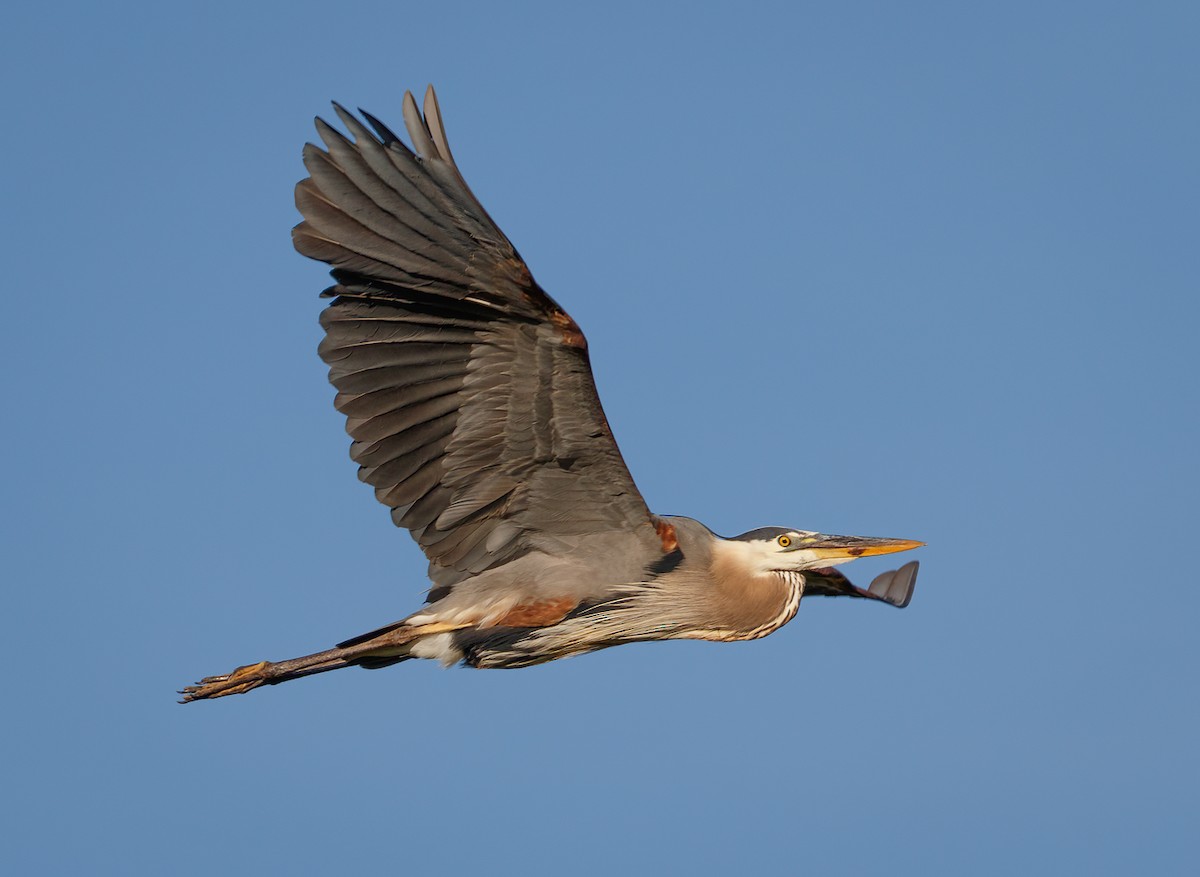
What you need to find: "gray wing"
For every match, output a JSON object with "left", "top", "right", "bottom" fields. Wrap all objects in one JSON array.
[
  {"left": 803, "top": 561, "right": 919, "bottom": 608},
  {"left": 293, "top": 86, "right": 658, "bottom": 592}
]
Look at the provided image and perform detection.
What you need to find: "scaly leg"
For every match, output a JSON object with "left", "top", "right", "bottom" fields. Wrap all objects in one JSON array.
[{"left": 179, "top": 621, "right": 469, "bottom": 702}]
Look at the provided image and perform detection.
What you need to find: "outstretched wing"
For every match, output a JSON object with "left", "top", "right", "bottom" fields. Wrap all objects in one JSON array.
[
  {"left": 293, "top": 86, "right": 656, "bottom": 590},
  {"left": 804, "top": 561, "right": 919, "bottom": 608}
]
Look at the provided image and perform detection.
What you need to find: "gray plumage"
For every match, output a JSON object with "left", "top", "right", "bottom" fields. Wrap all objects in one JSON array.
[{"left": 181, "top": 86, "right": 923, "bottom": 702}]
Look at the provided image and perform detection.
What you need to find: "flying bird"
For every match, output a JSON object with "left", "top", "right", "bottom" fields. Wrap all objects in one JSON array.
[{"left": 181, "top": 86, "right": 922, "bottom": 702}]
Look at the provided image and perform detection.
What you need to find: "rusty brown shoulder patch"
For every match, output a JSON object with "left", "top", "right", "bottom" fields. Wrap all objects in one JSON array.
[
  {"left": 550, "top": 309, "right": 587, "bottom": 349},
  {"left": 653, "top": 517, "right": 679, "bottom": 553},
  {"left": 493, "top": 596, "right": 577, "bottom": 628}
]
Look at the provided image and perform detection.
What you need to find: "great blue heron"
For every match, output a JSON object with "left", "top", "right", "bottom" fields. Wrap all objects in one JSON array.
[{"left": 181, "top": 86, "right": 922, "bottom": 702}]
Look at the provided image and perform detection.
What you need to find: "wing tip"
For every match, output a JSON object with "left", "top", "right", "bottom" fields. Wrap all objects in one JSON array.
[{"left": 867, "top": 560, "right": 919, "bottom": 608}]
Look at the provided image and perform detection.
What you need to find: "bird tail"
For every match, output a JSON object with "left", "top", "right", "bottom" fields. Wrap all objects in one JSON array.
[{"left": 178, "top": 621, "right": 466, "bottom": 702}]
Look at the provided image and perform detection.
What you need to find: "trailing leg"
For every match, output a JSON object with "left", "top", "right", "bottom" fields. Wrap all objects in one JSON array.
[{"left": 179, "top": 621, "right": 468, "bottom": 702}]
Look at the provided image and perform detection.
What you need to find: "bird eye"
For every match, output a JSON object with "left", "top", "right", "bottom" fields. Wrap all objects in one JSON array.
[{"left": 777, "top": 535, "right": 792, "bottom": 548}]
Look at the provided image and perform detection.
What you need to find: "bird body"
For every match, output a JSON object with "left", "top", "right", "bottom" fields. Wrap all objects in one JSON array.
[
  {"left": 422, "top": 516, "right": 805, "bottom": 669},
  {"left": 181, "top": 87, "right": 922, "bottom": 702}
]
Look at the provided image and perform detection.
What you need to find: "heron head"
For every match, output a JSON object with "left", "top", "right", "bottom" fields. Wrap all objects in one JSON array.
[{"left": 728, "top": 527, "right": 923, "bottom": 574}]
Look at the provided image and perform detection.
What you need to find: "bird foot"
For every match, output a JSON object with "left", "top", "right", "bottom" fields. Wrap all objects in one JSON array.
[{"left": 179, "top": 660, "right": 271, "bottom": 703}]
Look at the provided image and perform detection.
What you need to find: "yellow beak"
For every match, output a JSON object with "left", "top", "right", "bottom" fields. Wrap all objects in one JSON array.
[{"left": 805, "top": 535, "right": 925, "bottom": 561}]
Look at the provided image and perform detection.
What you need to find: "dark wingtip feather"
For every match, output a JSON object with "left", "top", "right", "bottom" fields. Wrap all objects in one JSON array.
[
  {"left": 330, "top": 102, "right": 367, "bottom": 142},
  {"left": 359, "top": 107, "right": 404, "bottom": 147}
]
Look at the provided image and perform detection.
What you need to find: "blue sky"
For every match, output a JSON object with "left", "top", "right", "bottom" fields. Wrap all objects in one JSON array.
[{"left": 3, "top": 2, "right": 1198, "bottom": 873}]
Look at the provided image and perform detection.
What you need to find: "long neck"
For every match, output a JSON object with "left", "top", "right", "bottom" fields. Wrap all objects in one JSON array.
[
  {"left": 590, "top": 540, "right": 802, "bottom": 644},
  {"left": 666, "top": 541, "right": 803, "bottom": 642}
]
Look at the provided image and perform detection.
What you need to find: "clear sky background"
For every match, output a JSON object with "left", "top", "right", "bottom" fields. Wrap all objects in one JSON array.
[{"left": 3, "top": 2, "right": 1197, "bottom": 874}]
